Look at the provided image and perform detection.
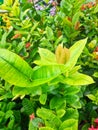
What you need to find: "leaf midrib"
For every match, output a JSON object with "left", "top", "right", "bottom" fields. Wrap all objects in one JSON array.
[{"left": 0, "top": 55, "right": 32, "bottom": 82}]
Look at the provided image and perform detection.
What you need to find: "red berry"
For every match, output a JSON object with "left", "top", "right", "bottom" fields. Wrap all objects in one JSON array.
[{"left": 25, "top": 42, "right": 31, "bottom": 48}]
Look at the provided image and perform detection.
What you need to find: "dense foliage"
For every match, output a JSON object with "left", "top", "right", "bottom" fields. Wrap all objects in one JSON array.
[{"left": 0, "top": 0, "right": 98, "bottom": 130}]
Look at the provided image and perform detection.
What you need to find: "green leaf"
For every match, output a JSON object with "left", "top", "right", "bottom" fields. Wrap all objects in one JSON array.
[
  {"left": 65, "top": 95, "right": 79, "bottom": 105},
  {"left": 37, "top": 107, "right": 57, "bottom": 120},
  {"left": 37, "top": 107, "right": 62, "bottom": 129},
  {"left": 72, "top": 12, "right": 83, "bottom": 25},
  {"left": 62, "top": 108, "right": 78, "bottom": 120},
  {"left": 8, "top": 119, "right": 15, "bottom": 129},
  {"left": 0, "top": 111, "right": 5, "bottom": 117},
  {"left": 93, "top": 72, "right": 98, "bottom": 78},
  {"left": 22, "top": 98, "right": 34, "bottom": 115},
  {"left": 64, "top": 86, "right": 80, "bottom": 96},
  {"left": 61, "top": 72, "right": 94, "bottom": 85},
  {"left": 50, "top": 96, "right": 66, "bottom": 109},
  {"left": 59, "top": 119, "right": 78, "bottom": 130},
  {"left": 12, "top": 86, "right": 42, "bottom": 97},
  {"left": 93, "top": 4, "right": 98, "bottom": 13},
  {"left": 71, "top": 101, "right": 81, "bottom": 109},
  {"left": 86, "top": 94, "right": 96, "bottom": 101},
  {"left": 64, "top": 95, "right": 81, "bottom": 108},
  {"left": 81, "top": 123, "right": 90, "bottom": 130},
  {"left": 30, "top": 117, "right": 44, "bottom": 128},
  {"left": 56, "top": 109, "right": 66, "bottom": 118},
  {"left": 30, "top": 22, "right": 39, "bottom": 33},
  {"left": 39, "top": 94, "right": 47, "bottom": 105},
  {"left": 0, "top": 48, "right": 33, "bottom": 87},
  {"left": 34, "top": 48, "right": 56, "bottom": 65},
  {"left": 65, "top": 38, "right": 87, "bottom": 70},
  {"left": 60, "top": 0, "right": 73, "bottom": 15},
  {"left": 62, "top": 128, "right": 72, "bottom": 130},
  {"left": 39, "top": 127, "right": 54, "bottom": 130},
  {"left": 29, "top": 120, "right": 37, "bottom": 130},
  {"left": 0, "top": 31, "right": 8, "bottom": 48},
  {"left": 0, "top": 49, "right": 66, "bottom": 88},
  {"left": 5, "top": 110, "right": 13, "bottom": 119},
  {"left": 46, "top": 26, "right": 54, "bottom": 40},
  {"left": 32, "top": 65, "right": 66, "bottom": 86}
]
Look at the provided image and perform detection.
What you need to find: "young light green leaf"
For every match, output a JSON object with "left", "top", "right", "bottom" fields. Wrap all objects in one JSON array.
[
  {"left": 39, "top": 127, "right": 54, "bottom": 130},
  {"left": 37, "top": 107, "right": 62, "bottom": 128},
  {"left": 0, "top": 49, "right": 66, "bottom": 88},
  {"left": 65, "top": 38, "right": 87, "bottom": 70},
  {"left": 86, "top": 94, "right": 96, "bottom": 101},
  {"left": 34, "top": 48, "right": 56, "bottom": 65},
  {"left": 12, "top": 85, "right": 42, "bottom": 97},
  {"left": 46, "top": 26, "right": 54, "bottom": 40},
  {"left": 31, "top": 65, "right": 66, "bottom": 86},
  {"left": 0, "top": 48, "right": 34, "bottom": 87},
  {"left": 93, "top": 72, "right": 98, "bottom": 78},
  {"left": 59, "top": 119, "right": 78, "bottom": 130},
  {"left": 61, "top": 72, "right": 94, "bottom": 85}
]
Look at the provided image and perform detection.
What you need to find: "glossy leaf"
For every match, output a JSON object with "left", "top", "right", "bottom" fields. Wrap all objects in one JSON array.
[
  {"left": 0, "top": 49, "right": 33, "bottom": 87},
  {"left": 86, "top": 94, "right": 96, "bottom": 101},
  {"left": 56, "top": 109, "right": 66, "bottom": 118},
  {"left": 34, "top": 48, "right": 56, "bottom": 65},
  {"left": 37, "top": 107, "right": 61, "bottom": 128},
  {"left": 62, "top": 108, "right": 79, "bottom": 120},
  {"left": 59, "top": 119, "right": 78, "bottom": 130},
  {"left": 64, "top": 86, "right": 80, "bottom": 96},
  {"left": 50, "top": 96, "right": 66, "bottom": 109},
  {"left": 65, "top": 38, "right": 87, "bottom": 70},
  {"left": 0, "top": 49, "right": 65, "bottom": 88},
  {"left": 46, "top": 26, "right": 54, "bottom": 40},
  {"left": 93, "top": 72, "right": 98, "bottom": 77},
  {"left": 39, "top": 94, "right": 47, "bottom": 105},
  {"left": 31, "top": 65, "right": 66, "bottom": 86},
  {"left": 65, "top": 95, "right": 79, "bottom": 105},
  {"left": 61, "top": 72, "right": 94, "bottom": 85},
  {"left": 39, "top": 127, "right": 54, "bottom": 130}
]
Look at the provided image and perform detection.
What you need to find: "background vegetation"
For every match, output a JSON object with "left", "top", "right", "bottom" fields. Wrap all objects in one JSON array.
[{"left": 0, "top": 0, "right": 98, "bottom": 130}]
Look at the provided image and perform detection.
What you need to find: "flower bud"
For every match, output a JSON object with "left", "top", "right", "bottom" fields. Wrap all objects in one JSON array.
[{"left": 55, "top": 44, "right": 70, "bottom": 64}]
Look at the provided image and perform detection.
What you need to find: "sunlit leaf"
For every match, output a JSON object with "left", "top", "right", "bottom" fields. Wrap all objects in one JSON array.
[
  {"left": 59, "top": 119, "right": 78, "bottom": 130},
  {"left": 34, "top": 48, "right": 56, "bottom": 65},
  {"left": 61, "top": 72, "right": 94, "bottom": 85},
  {"left": 65, "top": 38, "right": 87, "bottom": 70}
]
